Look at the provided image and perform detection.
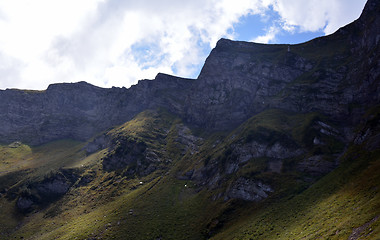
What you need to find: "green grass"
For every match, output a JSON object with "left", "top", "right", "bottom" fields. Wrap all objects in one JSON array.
[
  {"left": 3, "top": 157, "right": 224, "bottom": 240},
  {"left": 0, "top": 139, "right": 90, "bottom": 237},
  {"left": 108, "top": 108, "right": 177, "bottom": 144},
  {"left": 1, "top": 107, "right": 379, "bottom": 240},
  {"left": 0, "top": 109, "right": 218, "bottom": 239},
  {"left": 0, "top": 143, "right": 32, "bottom": 173},
  {"left": 0, "top": 140, "right": 87, "bottom": 193},
  {"left": 0, "top": 140, "right": 86, "bottom": 173}
]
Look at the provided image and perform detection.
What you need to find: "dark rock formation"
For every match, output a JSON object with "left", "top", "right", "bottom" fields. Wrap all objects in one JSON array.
[
  {"left": 102, "top": 130, "right": 168, "bottom": 176},
  {"left": 224, "top": 177, "right": 273, "bottom": 202},
  {"left": 36, "top": 174, "right": 70, "bottom": 198},
  {"left": 16, "top": 196, "right": 34, "bottom": 211},
  {"left": 85, "top": 133, "right": 110, "bottom": 154},
  {"left": 16, "top": 169, "right": 80, "bottom": 212},
  {"left": 102, "top": 138, "right": 147, "bottom": 173},
  {"left": 174, "top": 124, "right": 203, "bottom": 155}
]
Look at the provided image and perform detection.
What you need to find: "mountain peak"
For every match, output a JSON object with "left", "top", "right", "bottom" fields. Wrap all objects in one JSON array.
[
  {"left": 336, "top": 0, "right": 380, "bottom": 49},
  {"left": 46, "top": 81, "right": 101, "bottom": 91},
  {"left": 361, "top": 0, "right": 380, "bottom": 17}
]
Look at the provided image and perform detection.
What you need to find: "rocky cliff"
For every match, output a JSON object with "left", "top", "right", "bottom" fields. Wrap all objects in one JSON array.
[
  {"left": 187, "top": 0, "right": 380, "bottom": 129},
  {"left": 0, "top": 0, "right": 379, "bottom": 145},
  {"left": 0, "top": 75, "right": 194, "bottom": 145}
]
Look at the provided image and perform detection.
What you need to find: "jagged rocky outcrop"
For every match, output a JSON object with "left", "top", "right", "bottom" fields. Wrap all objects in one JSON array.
[
  {"left": 225, "top": 177, "right": 273, "bottom": 202},
  {"left": 102, "top": 137, "right": 148, "bottom": 174},
  {"left": 0, "top": 0, "right": 379, "bottom": 145},
  {"left": 16, "top": 169, "right": 80, "bottom": 212}
]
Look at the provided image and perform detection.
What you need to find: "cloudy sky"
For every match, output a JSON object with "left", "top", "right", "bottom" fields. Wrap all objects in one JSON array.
[{"left": 0, "top": 0, "right": 367, "bottom": 90}]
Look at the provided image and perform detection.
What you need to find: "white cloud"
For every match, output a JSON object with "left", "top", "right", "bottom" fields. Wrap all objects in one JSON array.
[
  {"left": 252, "top": 25, "right": 280, "bottom": 43},
  {"left": 0, "top": 0, "right": 269, "bottom": 89},
  {"left": 0, "top": 0, "right": 368, "bottom": 90},
  {"left": 267, "top": 0, "right": 366, "bottom": 37}
]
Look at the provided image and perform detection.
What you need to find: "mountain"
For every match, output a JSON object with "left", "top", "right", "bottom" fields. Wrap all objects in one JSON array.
[
  {"left": 1, "top": 0, "right": 379, "bottom": 144},
  {"left": 0, "top": 0, "right": 379, "bottom": 239}
]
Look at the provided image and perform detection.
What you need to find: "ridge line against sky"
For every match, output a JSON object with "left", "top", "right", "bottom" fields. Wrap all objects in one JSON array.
[{"left": 0, "top": 0, "right": 367, "bottom": 90}]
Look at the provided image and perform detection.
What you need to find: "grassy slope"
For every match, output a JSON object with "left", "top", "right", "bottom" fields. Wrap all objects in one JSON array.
[
  {"left": 0, "top": 139, "right": 88, "bottom": 237},
  {"left": 7, "top": 171, "right": 222, "bottom": 240},
  {"left": 0, "top": 108, "right": 379, "bottom": 240},
  {"left": 0, "top": 110, "right": 210, "bottom": 239},
  {"left": 0, "top": 109, "right": 218, "bottom": 240}
]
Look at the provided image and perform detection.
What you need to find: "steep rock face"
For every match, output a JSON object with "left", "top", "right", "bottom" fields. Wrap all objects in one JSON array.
[
  {"left": 0, "top": 75, "right": 193, "bottom": 145},
  {"left": 187, "top": 41, "right": 309, "bottom": 128},
  {"left": 0, "top": 0, "right": 379, "bottom": 144},
  {"left": 184, "top": 0, "right": 379, "bottom": 129},
  {"left": 0, "top": 82, "right": 130, "bottom": 144}
]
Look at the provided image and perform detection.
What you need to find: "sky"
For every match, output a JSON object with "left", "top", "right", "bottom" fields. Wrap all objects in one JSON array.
[{"left": 0, "top": 0, "right": 367, "bottom": 90}]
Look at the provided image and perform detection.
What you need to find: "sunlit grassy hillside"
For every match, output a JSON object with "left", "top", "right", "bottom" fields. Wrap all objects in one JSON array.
[{"left": 0, "top": 107, "right": 379, "bottom": 240}]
